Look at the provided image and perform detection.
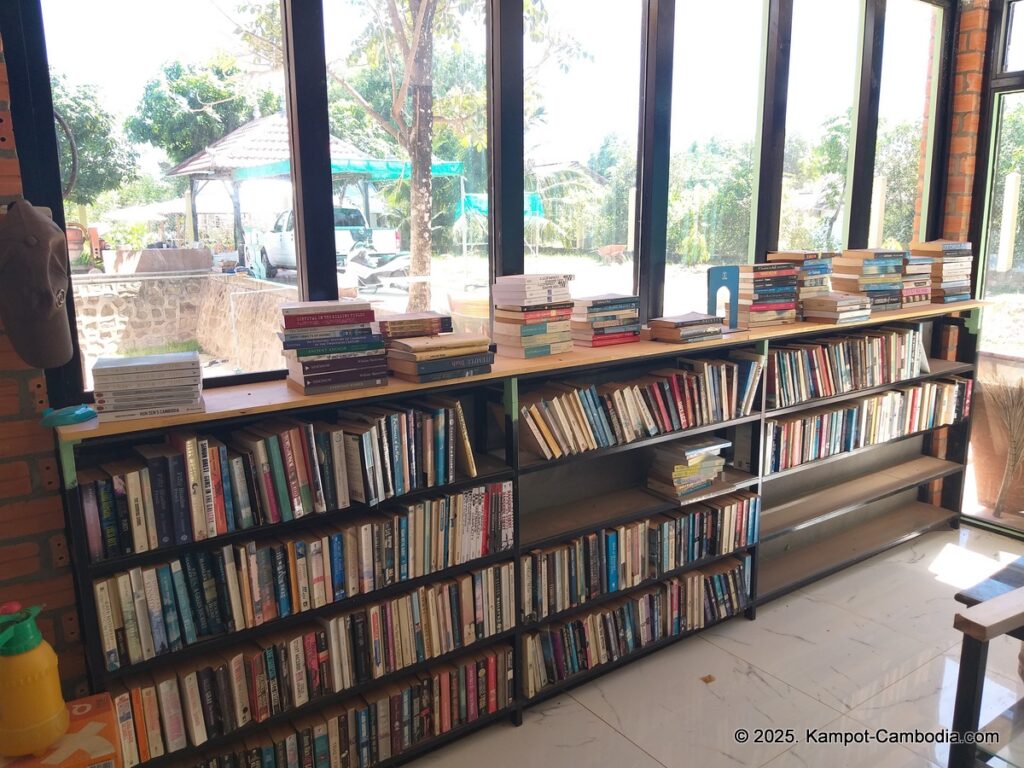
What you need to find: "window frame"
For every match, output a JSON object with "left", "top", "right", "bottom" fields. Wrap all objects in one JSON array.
[{"left": 3, "top": 0, "right": 958, "bottom": 409}]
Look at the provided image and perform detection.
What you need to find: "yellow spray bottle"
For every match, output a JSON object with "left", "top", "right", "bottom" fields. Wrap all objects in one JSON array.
[{"left": 0, "top": 602, "right": 69, "bottom": 757}]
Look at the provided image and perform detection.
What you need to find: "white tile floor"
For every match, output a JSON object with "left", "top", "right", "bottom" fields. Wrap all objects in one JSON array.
[{"left": 412, "top": 526, "right": 1024, "bottom": 768}]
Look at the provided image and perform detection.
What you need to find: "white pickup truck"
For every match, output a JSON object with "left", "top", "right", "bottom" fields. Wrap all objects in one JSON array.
[{"left": 257, "top": 206, "right": 401, "bottom": 277}]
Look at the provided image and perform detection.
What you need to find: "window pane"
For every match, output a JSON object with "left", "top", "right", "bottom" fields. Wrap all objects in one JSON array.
[
  {"left": 981, "top": 92, "right": 1024, "bottom": 358},
  {"left": 523, "top": 1, "right": 643, "bottom": 297},
  {"left": 42, "top": 0, "right": 295, "bottom": 388},
  {"left": 868, "top": 0, "right": 943, "bottom": 249},
  {"left": 778, "top": 0, "right": 861, "bottom": 252},
  {"left": 322, "top": 1, "right": 490, "bottom": 328},
  {"left": 1007, "top": 1, "right": 1024, "bottom": 72},
  {"left": 663, "top": 0, "right": 765, "bottom": 317}
]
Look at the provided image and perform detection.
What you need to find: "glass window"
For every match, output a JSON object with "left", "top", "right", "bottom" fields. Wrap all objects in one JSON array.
[
  {"left": 868, "top": 0, "right": 943, "bottom": 249},
  {"left": 662, "top": 0, "right": 766, "bottom": 317},
  {"left": 522, "top": 0, "right": 643, "bottom": 298},
  {"left": 41, "top": 0, "right": 295, "bottom": 388},
  {"left": 778, "top": 0, "right": 861, "bottom": 252},
  {"left": 322, "top": 1, "right": 490, "bottom": 327},
  {"left": 1007, "top": 1, "right": 1024, "bottom": 72}
]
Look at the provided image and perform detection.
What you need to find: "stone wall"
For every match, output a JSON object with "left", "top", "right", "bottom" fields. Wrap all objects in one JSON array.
[
  {"left": 195, "top": 274, "right": 298, "bottom": 372},
  {"left": 72, "top": 272, "right": 206, "bottom": 359}
]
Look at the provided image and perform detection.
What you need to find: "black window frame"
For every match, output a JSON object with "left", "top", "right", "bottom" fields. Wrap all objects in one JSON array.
[{"left": 2, "top": 0, "right": 957, "bottom": 409}]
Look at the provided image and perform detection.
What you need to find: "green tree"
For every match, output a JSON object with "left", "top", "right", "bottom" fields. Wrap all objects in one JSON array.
[
  {"left": 51, "top": 75, "right": 137, "bottom": 209},
  {"left": 806, "top": 110, "right": 851, "bottom": 250},
  {"left": 232, "top": 0, "right": 579, "bottom": 311},
  {"left": 874, "top": 119, "right": 922, "bottom": 247},
  {"left": 588, "top": 134, "right": 633, "bottom": 248},
  {"left": 126, "top": 55, "right": 279, "bottom": 165}
]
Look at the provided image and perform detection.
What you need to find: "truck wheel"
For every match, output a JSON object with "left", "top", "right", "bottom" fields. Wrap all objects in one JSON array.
[{"left": 261, "top": 248, "right": 278, "bottom": 279}]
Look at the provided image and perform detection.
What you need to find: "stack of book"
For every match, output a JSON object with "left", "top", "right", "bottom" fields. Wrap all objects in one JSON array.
[
  {"left": 492, "top": 274, "right": 574, "bottom": 358},
  {"left": 912, "top": 240, "right": 973, "bottom": 303},
  {"left": 647, "top": 312, "right": 724, "bottom": 344},
  {"left": 92, "top": 352, "right": 205, "bottom": 423},
  {"left": 645, "top": 436, "right": 732, "bottom": 501},
  {"left": 376, "top": 310, "right": 453, "bottom": 339},
  {"left": 280, "top": 300, "right": 386, "bottom": 395},
  {"left": 767, "top": 250, "right": 834, "bottom": 319},
  {"left": 734, "top": 263, "right": 798, "bottom": 328},
  {"left": 570, "top": 294, "right": 641, "bottom": 347},
  {"left": 832, "top": 249, "right": 905, "bottom": 311},
  {"left": 799, "top": 291, "right": 871, "bottom": 324},
  {"left": 386, "top": 332, "right": 493, "bottom": 383},
  {"left": 901, "top": 253, "right": 934, "bottom": 308}
]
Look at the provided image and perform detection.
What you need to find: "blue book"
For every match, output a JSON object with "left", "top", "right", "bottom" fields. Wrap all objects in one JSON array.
[
  {"left": 398, "top": 516, "right": 409, "bottom": 581},
  {"left": 215, "top": 442, "right": 236, "bottom": 532},
  {"left": 439, "top": 501, "right": 449, "bottom": 568},
  {"left": 356, "top": 708, "right": 371, "bottom": 768},
  {"left": 155, "top": 564, "right": 183, "bottom": 652},
  {"left": 181, "top": 553, "right": 211, "bottom": 636},
  {"left": 313, "top": 726, "right": 330, "bottom": 767},
  {"left": 605, "top": 531, "right": 618, "bottom": 592},
  {"left": 329, "top": 533, "right": 346, "bottom": 599},
  {"left": 582, "top": 300, "right": 640, "bottom": 313},
  {"left": 401, "top": 688, "right": 413, "bottom": 749},
  {"left": 95, "top": 478, "right": 121, "bottom": 558},
  {"left": 434, "top": 405, "right": 446, "bottom": 486},
  {"left": 411, "top": 591, "right": 425, "bottom": 661},
  {"left": 263, "top": 647, "right": 279, "bottom": 714},
  {"left": 389, "top": 413, "right": 403, "bottom": 497},
  {"left": 169, "top": 561, "right": 198, "bottom": 645},
  {"left": 271, "top": 545, "right": 292, "bottom": 617},
  {"left": 261, "top": 745, "right": 276, "bottom": 768},
  {"left": 164, "top": 452, "right": 192, "bottom": 544}
]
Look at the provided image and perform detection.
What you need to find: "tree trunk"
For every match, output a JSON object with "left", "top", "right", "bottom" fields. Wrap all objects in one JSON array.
[{"left": 406, "top": 0, "right": 437, "bottom": 312}]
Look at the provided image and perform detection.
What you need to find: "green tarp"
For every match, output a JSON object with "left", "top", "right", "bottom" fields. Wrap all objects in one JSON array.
[
  {"left": 233, "top": 158, "right": 464, "bottom": 182},
  {"left": 457, "top": 192, "right": 545, "bottom": 218}
]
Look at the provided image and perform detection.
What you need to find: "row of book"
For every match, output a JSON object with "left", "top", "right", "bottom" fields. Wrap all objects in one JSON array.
[
  {"left": 280, "top": 300, "right": 388, "bottom": 396},
  {"left": 112, "top": 643, "right": 513, "bottom": 766},
  {"left": 766, "top": 324, "right": 927, "bottom": 409},
  {"left": 93, "top": 482, "right": 514, "bottom": 672},
  {"left": 93, "top": 351, "right": 205, "bottom": 422},
  {"left": 522, "top": 557, "right": 750, "bottom": 697},
  {"left": 518, "top": 351, "right": 764, "bottom": 461},
  {"left": 764, "top": 377, "right": 973, "bottom": 473},
  {"left": 767, "top": 251, "right": 834, "bottom": 319},
  {"left": 647, "top": 312, "right": 725, "bottom": 344},
  {"left": 734, "top": 263, "right": 799, "bottom": 328},
  {"left": 384, "top": 332, "right": 493, "bottom": 384},
  {"left": 913, "top": 240, "right": 972, "bottom": 303},
  {"left": 492, "top": 274, "right": 573, "bottom": 358},
  {"left": 570, "top": 294, "right": 641, "bottom": 347},
  {"left": 78, "top": 397, "right": 484, "bottom": 561},
  {"left": 645, "top": 436, "right": 732, "bottom": 500},
  {"left": 321, "top": 561, "right": 514, "bottom": 692},
  {"left": 520, "top": 491, "right": 759, "bottom": 622}
]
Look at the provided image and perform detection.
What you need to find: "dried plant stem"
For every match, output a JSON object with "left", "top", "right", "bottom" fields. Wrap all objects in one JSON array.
[{"left": 985, "top": 377, "right": 1024, "bottom": 517}]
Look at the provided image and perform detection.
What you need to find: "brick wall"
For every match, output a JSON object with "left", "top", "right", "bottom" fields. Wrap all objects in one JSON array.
[
  {"left": 0, "top": 39, "right": 88, "bottom": 698},
  {"left": 944, "top": 0, "right": 990, "bottom": 241}
]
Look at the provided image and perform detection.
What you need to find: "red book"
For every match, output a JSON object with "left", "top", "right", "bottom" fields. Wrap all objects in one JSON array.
[
  {"left": 282, "top": 310, "right": 375, "bottom": 329},
  {"left": 208, "top": 444, "right": 228, "bottom": 535},
  {"left": 303, "top": 632, "right": 320, "bottom": 696},
  {"left": 749, "top": 301, "right": 797, "bottom": 311},
  {"left": 647, "top": 382, "right": 673, "bottom": 434},
  {"left": 576, "top": 335, "right": 640, "bottom": 348},
  {"left": 480, "top": 491, "right": 490, "bottom": 558},
  {"left": 465, "top": 658, "right": 479, "bottom": 721},
  {"left": 485, "top": 650, "right": 498, "bottom": 713}
]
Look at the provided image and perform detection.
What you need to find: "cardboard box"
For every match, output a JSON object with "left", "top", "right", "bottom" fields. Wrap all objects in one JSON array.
[{"left": 0, "top": 693, "right": 122, "bottom": 768}]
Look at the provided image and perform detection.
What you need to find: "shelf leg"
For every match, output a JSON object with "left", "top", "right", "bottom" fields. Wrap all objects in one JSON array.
[
  {"left": 744, "top": 605, "right": 756, "bottom": 621},
  {"left": 511, "top": 706, "right": 524, "bottom": 727},
  {"left": 949, "top": 635, "right": 988, "bottom": 768}
]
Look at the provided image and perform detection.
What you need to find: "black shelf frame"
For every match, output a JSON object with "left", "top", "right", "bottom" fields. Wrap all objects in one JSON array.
[
  {"left": 522, "top": 544, "right": 757, "bottom": 629},
  {"left": 56, "top": 306, "right": 982, "bottom": 767}
]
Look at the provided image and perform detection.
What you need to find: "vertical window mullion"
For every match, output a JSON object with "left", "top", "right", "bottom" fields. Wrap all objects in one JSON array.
[
  {"left": 753, "top": 0, "right": 794, "bottom": 261},
  {"left": 928, "top": 1, "right": 958, "bottom": 241},
  {"left": 634, "top": 0, "right": 674, "bottom": 322},
  {"left": 847, "top": 0, "right": 887, "bottom": 249},
  {"left": 281, "top": 0, "right": 337, "bottom": 302},
  {"left": 489, "top": 0, "right": 524, "bottom": 279}
]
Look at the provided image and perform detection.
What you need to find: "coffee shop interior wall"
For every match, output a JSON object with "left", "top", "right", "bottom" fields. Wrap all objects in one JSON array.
[{"left": 0, "top": 0, "right": 996, "bottom": 701}]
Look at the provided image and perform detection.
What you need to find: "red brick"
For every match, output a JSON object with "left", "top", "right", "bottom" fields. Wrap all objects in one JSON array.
[
  {"left": 60, "top": 609, "right": 80, "bottom": 644},
  {"left": 950, "top": 135, "right": 976, "bottom": 155},
  {"left": 0, "top": 377, "right": 18, "bottom": 417},
  {"left": 968, "top": 30, "right": 989, "bottom": 53},
  {"left": 0, "top": 419, "right": 55, "bottom": 459},
  {"left": 961, "top": 9, "right": 988, "bottom": 33},
  {"left": 0, "top": 494, "right": 65, "bottom": 537},
  {"left": 0, "top": 541, "right": 37, "bottom": 563},
  {"left": 0, "top": 460, "right": 30, "bottom": 498},
  {"left": 48, "top": 532, "right": 68, "bottom": 568},
  {"left": 961, "top": 155, "right": 977, "bottom": 175},
  {"left": 28, "top": 374, "right": 48, "bottom": 413},
  {"left": 957, "top": 195, "right": 975, "bottom": 214},
  {"left": 954, "top": 93, "right": 981, "bottom": 114},
  {"left": 0, "top": 333, "right": 35, "bottom": 371},
  {"left": 37, "top": 458, "right": 58, "bottom": 492},
  {"left": 0, "top": 574, "right": 76, "bottom": 610},
  {"left": 961, "top": 111, "right": 981, "bottom": 134},
  {"left": 947, "top": 175, "right": 974, "bottom": 195},
  {"left": 962, "top": 72, "right": 984, "bottom": 95},
  {"left": 957, "top": 52, "right": 984, "bottom": 73},
  {"left": 0, "top": 555, "right": 41, "bottom": 580}
]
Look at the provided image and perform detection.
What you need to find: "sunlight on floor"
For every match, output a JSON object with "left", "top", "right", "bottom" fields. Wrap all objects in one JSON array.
[{"left": 928, "top": 540, "right": 1023, "bottom": 589}]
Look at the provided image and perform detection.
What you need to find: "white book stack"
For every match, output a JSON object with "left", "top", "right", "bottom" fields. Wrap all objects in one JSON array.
[
  {"left": 92, "top": 352, "right": 204, "bottom": 423},
  {"left": 492, "top": 274, "right": 575, "bottom": 359}
]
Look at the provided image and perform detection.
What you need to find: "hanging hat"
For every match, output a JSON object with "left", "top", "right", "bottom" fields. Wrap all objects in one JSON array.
[{"left": 0, "top": 200, "right": 73, "bottom": 369}]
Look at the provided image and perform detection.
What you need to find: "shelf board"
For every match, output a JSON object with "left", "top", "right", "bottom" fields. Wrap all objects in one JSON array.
[
  {"left": 522, "top": 544, "right": 756, "bottom": 629},
  {"left": 101, "top": 552, "right": 513, "bottom": 681},
  {"left": 757, "top": 501, "right": 956, "bottom": 602},
  {"left": 523, "top": 609, "right": 747, "bottom": 708},
  {"left": 89, "top": 455, "right": 511, "bottom": 577},
  {"left": 761, "top": 456, "right": 963, "bottom": 541},
  {"left": 521, "top": 470, "right": 757, "bottom": 550},
  {"left": 57, "top": 301, "right": 982, "bottom": 444},
  {"left": 761, "top": 421, "right": 964, "bottom": 482},
  {"left": 764, "top": 359, "right": 974, "bottom": 418},
  {"left": 518, "top": 413, "right": 761, "bottom": 475}
]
